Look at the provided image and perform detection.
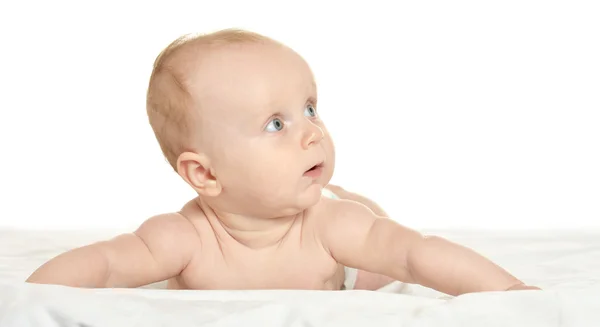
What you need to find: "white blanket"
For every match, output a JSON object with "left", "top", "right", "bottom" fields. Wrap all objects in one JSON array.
[{"left": 1, "top": 228, "right": 599, "bottom": 326}]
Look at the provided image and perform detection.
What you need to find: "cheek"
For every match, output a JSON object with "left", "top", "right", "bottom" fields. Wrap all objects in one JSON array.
[
  {"left": 327, "top": 136, "right": 336, "bottom": 160},
  {"left": 323, "top": 131, "right": 336, "bottom": 160},
  {"left": 322, "top": 134, "right": 336, "bottom": 182},
  {"left": 221, "top": 146, "right": 291, "bottom": 186}
]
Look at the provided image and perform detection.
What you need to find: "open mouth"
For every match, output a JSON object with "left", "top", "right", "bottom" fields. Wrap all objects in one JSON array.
[
  {"left": 304, "top": 162, "right": 324, "bottom": 177},
  {"left": 307, "top": 164, "right": 320, "bottom": 172}
]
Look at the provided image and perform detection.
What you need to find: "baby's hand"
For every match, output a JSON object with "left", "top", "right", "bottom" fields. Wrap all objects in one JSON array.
[{"left": 505, "top": 283, "right": 542, "bottom": 291}]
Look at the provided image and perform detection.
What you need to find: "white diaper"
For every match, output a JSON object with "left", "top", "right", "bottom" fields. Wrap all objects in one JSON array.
[
  {"left": 321, "top": 187, "right": 339, "bottom": 199},
  {"left": 343, "top": 266, "right": 358, "bottom": 290}
]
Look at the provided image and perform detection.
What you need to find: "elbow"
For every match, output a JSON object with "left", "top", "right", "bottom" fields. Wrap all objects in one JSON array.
[{"left": 404, "top": 234, "right": 442, "bottom": 283}]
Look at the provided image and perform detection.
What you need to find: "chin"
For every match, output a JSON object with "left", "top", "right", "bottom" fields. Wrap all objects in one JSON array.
[
  {"left": 274, "top": 185, "right": 323, "bottom": 216},
  {"left": 303, "top": 183, "right": 324, "bottom": 205}
]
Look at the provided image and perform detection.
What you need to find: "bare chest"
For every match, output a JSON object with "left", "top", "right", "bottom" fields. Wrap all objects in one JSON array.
[{"left": 171, "top": 232, "right": 343, "bottom": 290}]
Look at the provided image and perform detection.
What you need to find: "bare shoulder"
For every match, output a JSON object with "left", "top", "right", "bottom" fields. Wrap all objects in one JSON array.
[
  {"left": 135, "top": 212, "right": 195, "bottom": 238},
  {"left": 315, "top": 194, "right": 423, "bottom": 278},
  {"left": 134, "top": 199, "right": 203, "bottom": 253},
  {"left": 314, "top": 196, "right": 381, "bottom": 247},
  {"left": 316, "top": 196, "right": 381, "bottom": 224}
]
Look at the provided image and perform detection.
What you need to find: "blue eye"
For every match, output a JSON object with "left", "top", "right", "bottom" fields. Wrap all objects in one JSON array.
[
  {"left": 304, "top": 103, "right": 317, "bottom": 117},
  {"left": 265, "top": 118, "right": 284, "bottom": 132}
]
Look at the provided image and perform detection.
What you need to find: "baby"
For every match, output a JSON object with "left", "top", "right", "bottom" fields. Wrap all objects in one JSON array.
[{"left": 26, "top": 29, "right": 539, "bottom": 294}]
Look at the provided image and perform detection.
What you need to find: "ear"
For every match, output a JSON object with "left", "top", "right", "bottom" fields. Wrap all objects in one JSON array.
[{"left": 176, "top": 152, "right": 222, "bottom": 197}]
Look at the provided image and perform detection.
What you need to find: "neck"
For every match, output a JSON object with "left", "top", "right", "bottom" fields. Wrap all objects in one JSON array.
[{"left": 195, "top": 197, "right": 301, "bottom": 249}]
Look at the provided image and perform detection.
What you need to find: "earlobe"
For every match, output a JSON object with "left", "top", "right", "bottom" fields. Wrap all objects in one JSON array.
[{"left": 176, "top": 152, "right": 222, "bottom": 197}]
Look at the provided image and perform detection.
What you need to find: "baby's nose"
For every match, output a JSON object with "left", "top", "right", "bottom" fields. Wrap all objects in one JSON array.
[{"left": 302, "top": 123, "right": 324, "bottom": 149}]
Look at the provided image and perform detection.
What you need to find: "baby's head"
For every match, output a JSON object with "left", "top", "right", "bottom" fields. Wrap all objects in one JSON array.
[{"left": 146, "top": 29, "right": 335, "bottom": 217}]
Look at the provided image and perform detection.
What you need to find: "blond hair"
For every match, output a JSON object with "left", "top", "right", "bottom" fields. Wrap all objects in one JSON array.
[{"left": 146, "top": 28, "right": 277, "bottom": 171}]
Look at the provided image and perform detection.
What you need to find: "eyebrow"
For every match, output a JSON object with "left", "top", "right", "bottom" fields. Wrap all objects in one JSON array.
[{"left": 250, "top": 79, "right": 317, "bottom": 121}]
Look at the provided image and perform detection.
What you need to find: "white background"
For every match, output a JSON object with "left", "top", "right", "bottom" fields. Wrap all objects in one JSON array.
[{"left": 0, "top": 1, "right": 598, "bottom": 230}]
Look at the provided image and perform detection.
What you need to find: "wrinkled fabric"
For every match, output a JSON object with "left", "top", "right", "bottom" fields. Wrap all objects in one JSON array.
[{"left": 1, "top": 228, "right": 599, "bottom": 326}]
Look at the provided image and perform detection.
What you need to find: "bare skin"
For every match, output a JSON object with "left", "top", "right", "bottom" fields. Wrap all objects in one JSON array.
[
  {"left": 326, "top": 184, "right": 396, "bottom": 290},
  {"left": 26, "top": 192, "right": 534, "bottom": 294},
  {"left": 26, "top": 30, "right": 539, "bottom": 294}
]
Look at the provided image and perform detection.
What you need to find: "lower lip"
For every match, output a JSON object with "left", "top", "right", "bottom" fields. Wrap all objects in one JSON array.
[{"left": 303, "top": 165, "right": 323, "bottom": 178}]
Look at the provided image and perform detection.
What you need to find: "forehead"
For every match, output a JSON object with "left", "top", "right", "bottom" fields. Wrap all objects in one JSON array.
[{"left": 189, "top": 43, "right": 316, "bottom": 119}]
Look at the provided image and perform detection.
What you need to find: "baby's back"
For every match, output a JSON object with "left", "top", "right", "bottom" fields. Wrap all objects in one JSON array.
[{"left": 167, "top": 198, "right": 345, "bottom": 290}]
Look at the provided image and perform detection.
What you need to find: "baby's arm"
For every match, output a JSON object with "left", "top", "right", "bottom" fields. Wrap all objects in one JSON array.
[
  {"left": 26, "top": 213, "right": 198, "bottom": 288},
  {"left": 320, "top": 200, "right": 538, "bottom": 296},
  {"left": 325, "top": 184, "right": 395, "bottom": 290}
]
